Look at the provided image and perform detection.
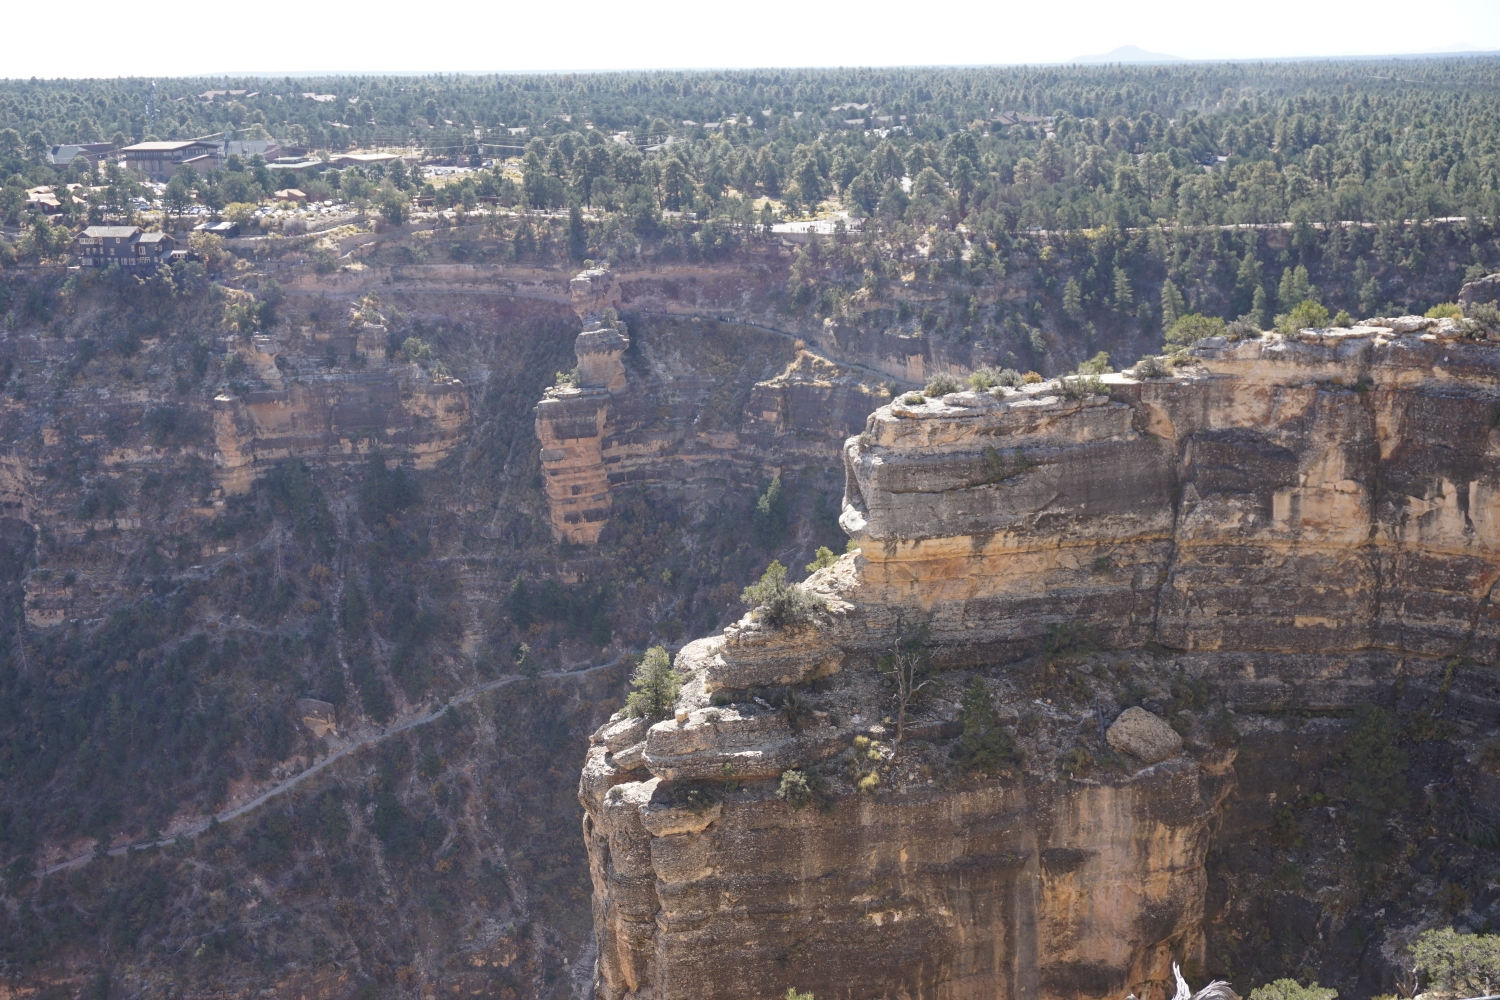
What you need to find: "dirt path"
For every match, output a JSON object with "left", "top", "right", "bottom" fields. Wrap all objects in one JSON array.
[{"left": 32, "top": 654, "right": 635, "bottom": 879}]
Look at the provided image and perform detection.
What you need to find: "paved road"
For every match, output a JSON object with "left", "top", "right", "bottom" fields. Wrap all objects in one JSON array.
[{"left": 31, "top": 654, "right": 635, "bottom": 879}]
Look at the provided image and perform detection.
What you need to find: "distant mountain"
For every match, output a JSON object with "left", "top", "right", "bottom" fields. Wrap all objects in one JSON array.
[{"left": 1070, "top": 44, "right": 1186, "bottom": 64}]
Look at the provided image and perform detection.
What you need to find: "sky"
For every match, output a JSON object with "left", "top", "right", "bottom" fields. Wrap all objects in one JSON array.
[{"left": 4, "top": 0, "right": 1500, "bottom": 78}]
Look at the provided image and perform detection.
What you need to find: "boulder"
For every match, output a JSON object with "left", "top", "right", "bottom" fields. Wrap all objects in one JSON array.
[
  {"left": 1106, "top": 706, "right": 1183, "bottom": 764},
  {"left": 296, "top": 698, "right": 337, "bottom": 737},
  {"left": 1460, "top": 271, "right": 1500, "bottom": 311}
]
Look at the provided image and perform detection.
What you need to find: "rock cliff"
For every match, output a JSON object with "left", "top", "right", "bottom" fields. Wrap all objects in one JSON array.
[{"left": 581, "top": 320, "right": 1500, "bottom": 1000}]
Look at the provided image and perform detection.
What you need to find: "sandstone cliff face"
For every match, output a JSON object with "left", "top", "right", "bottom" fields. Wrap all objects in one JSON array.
[
  {"left": 584, "top": 734, "right": 1222, "bottom": 1000},
  {"left": 581, "top": 322, "right": 1500, "bottom": 1000},
  {"left": 212, "top": 371, "right": 471, "bottom": 495},
  {"left": 763, "top": 321, "right": 1500, "bottom": 678}
]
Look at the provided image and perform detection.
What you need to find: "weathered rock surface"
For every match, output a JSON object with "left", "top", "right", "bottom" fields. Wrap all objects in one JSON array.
[
  {"left": 584, "top": 732, "right": 1219, "bottom": 1000},
  {"left": 704, "top": 325, "right": 1500, "bottom": 682},
  {"left": 1107, "top": 707, "right": 1183, "bottom": 764},
  {"left": 212, "top": 371, "right": 470, "bottom": 495},
  {"left": 582, "top": 326, "right": 1500, "bottom": 1000}
]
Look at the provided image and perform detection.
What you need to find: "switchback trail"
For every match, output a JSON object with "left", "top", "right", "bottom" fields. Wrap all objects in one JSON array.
[{"left": 31, "top": 653, "right": 636, "bottom": 879}]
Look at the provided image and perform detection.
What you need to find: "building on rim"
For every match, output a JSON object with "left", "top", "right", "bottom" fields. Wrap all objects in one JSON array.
[
  {"left": 75, "top": 227, "right": 181, "bottom": 269},
  {"left": 47, "top": 143, "right": 117, "bottom": 168},
  {"left": 119, "top": 141, "right": 221, "bottom": 180}
]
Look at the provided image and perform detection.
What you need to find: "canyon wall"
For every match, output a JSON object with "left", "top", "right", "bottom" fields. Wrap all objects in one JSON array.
[
  {"left": 281, "top": 255, "right": 1052, "bottom": 387},
  {"left": 536, "top": 268, "right": 888, "bottom": 543},
  {"left": 581, "top": 318, "right": 1500, "bottom": 1000}
]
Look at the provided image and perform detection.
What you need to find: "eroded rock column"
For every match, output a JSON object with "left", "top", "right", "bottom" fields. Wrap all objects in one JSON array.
[{"left": 535, "top": 268, "right": 627, "bottom": 544}]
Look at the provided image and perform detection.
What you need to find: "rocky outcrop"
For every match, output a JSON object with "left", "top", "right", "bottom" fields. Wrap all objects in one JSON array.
[
  {"left": 1107, "top": 708, "right": 1183, "bottom": 764},
  {"left": 581, "top": 322, "right": 1500, "bottom": 1000},
  {"left": 535, "top": 384, "right": 617, "bottom": 545},
  {"left": 583, "top": 698, "right": 1222, "bottom": 1000},
  {"left": 695, "top": 321, "right": 1500, "bottom": 683},
  {"left": 534, "top": 268, "right": 631, "bottom": 544},
  {"left": 212, "top": 373, "right": 470, "bottom": 495}
]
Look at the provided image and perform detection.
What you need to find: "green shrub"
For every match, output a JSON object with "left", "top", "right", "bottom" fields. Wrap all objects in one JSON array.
[
  {"left": 624, "top": 646, "right": 679, "bottom": 720},
  {"left": 1077, "top": 351, "right": 1112, "bottom": 374},
  {"left": 951, "top": 676, "right": 1017, "bottom": 773},
  {"left": 1426, "top": 302, "right": 1464, "bottom": 319},
  {"left": 1345, "top": 703, "right": 1409, "bottom": 813},
  {"left": 924, "top": 372, "right": 963, "bottom": 396},
  {"left": 741, "top": 561, "right": 825, "bottom": 629},
  {"left": 969, "top": 366, "right": 1023, "bottom": 390},
  {"left": 1132, "top": 355, "right": 1169, "bottom": 379},
  {"left": 1479, "top": 738, "right": 1500, "bottom": 775},
  {"left": 1274, "top": 299, "right": 1332, "bottom": 334},
  {"left": 776, "top": 770, "right": 813, "bottom": 809},
  {"left": 1413, "top": 927, "right": 1500, "bottom": 997},
  {"left": 901, "top": 392, "right": 925, "bottom": 405},
  {"left": 1226, "top": 315, "right": 1261, "bottom": 339},
  {"left": 980, "top": 444, "right": 1030, "bottom": 483},
  {"left": 1208, "top": 708, "right": 1239, "bottom": 747},
  {"left": 1045, "top": 622, "right": 1098, "bottom": 662},
  {"left": 1060, "top": 747, "right": 1094, "bottom": 777},
  {"left": 1248, "top": 980, "right": 1338, "bottom": 1000},
  {"left": 1164, "top": 313, "right": 1227, "bottom": 351},
  {"left": 1469, "top": 301, "right": 1500, "bottom": 336},
  {"left": 1059, "top": 373, "right": 1106, "bottom": 400},
  {"left": 805, "top": 546, "right": 837, "bottom": 573},
  {"left": 1343, "top": 702, "right": 1410, "bottom": 862},
  {"left": 1270, "top": 803, "right": 1304, "bottom": 849}
]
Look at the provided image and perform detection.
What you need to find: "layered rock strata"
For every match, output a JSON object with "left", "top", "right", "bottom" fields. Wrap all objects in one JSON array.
[
  {"left": 772, "top": 319, "right": 1500, "bottom": 680},
  {"left": 584, "top": 736, "right": 1217, "bottom": 1000},
  {"left": 582, "top": 322, "right": 1500, "bottom": 1000},
  {"left": 212, "top": 369, "right": 470, "bottom": 495},
  {"left": 535, "top": 269, "right": 630, "bottom": 544}
]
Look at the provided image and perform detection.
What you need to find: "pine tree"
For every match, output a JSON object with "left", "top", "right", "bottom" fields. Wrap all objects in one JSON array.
[
  {"left": 1277, "top": 264, "right": 1316, "bottom": 309},
  {"left": 1251, "top": 286, "right": 1270, "bottom": 330},
  {"left": 1354, "top": 258, "right": 1381, "bottom": 317},
  {"left": 1112, "top": 267, "right": 1134, "bottom": 312},
  {"left": 567, "top": 205, "right": 587, "bottom": 262},
  {"left": 1160, "top": 279, "right": 1185, "bottom": 330},
  {"left": 1062, "top": 278, "right": 1084, "bottom": 320},
  {"left": 951, "top": 676, "right": 1015, "bottom": 773},
  {"left": 1235, "top": 251, "right": 1263, "bottom": 316},
  {"left": 752, "top": 476, "right": 787, "bottom": 548},
  {"left": 625, "top": 646, "right": 679, "bottom": 720}
]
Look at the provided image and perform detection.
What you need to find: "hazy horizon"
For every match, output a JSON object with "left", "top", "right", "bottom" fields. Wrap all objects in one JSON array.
[{"left": 5, "top": 0, "right": 1498, "bottom": 79}]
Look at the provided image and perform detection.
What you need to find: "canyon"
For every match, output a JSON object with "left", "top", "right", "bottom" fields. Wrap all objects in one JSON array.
[
  {"left": 14, "top": 55, "right": 1500, "bottom": 1000},
  {"left": 1, "top": 229, "right": 1498, "bottom": 1000},
  {"left": 581, "top": 318, "right": 1500, "bottom": 1000}
]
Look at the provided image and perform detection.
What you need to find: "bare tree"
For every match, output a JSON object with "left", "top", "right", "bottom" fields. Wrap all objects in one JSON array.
[{"left": 878, "top": 625, "right": 935, "bottom": 749}]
